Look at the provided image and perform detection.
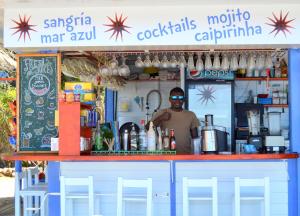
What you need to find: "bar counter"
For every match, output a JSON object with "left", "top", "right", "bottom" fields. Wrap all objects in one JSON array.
[
  {"left": 4, "top": 152, "right": 298, "bottom": 216},
  {"left": 2, "top": 153, "right": 298, "bottom": 161}
]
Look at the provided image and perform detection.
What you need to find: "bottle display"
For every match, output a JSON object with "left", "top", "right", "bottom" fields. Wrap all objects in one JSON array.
[
  {"left": 130, "top": 123, "right": 138, "bottom": 150},
  {"left": 147, "top": 121, "right": 156, "bottom": 151},
  {"left": 163, "top": 128, "right": 170, "bottom": 150},
  {"left": 157, "top": 127, "right": 163, "bottom": 150},
  {"left": 169, "top": 129, "right": 176, "bottom": 150},
  {"left": 139, "top": 120, "right": 148, "bottom": 151},
  {"left": 94, "top": 120, "right": 103, "bottom": 151},
  {"left": 122, "top": 129, "right": 129, "bottom": 151}
]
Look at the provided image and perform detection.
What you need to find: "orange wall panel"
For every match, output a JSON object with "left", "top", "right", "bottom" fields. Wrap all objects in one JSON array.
[{"left": 59, "top": 102, "right": 80, "bottom": 155}]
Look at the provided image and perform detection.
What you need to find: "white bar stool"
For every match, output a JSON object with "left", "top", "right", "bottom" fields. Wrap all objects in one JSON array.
[
  {"left": 234, "top": 177, "right": 270, "bottom": 216},
  {"left": 27, "top": 166, "right": 44, "bottom": 216},
  {"left": 19, "top": 166, "right": 48, "bottom": 216},
  {"left": 182, "top": 177, "right": 218, "bottom": 216},
  {"left": 117, "top": 177, "right": 153, "bottom": 216},
  {"left": 15, "top": 169, "right": 28, "bottom": 216},
  {"left": 60, "top": 176, "right": 99, "bottom": 216}
]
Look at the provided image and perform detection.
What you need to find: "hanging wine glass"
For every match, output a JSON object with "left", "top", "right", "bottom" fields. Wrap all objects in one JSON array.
[
  {"left": 160, "top": 54, "right": 170, "bottom": 68},
  {"left": 178, "top": 53, "right": 187, "bottom": 69},
  {"left": 265, "top": 53, "right": 273, "bottom": 69},
  {"left": 110, "top": 54, "right": 119, "bottom": 69},
  {"left": 169, "top": 55, "right": 178, "bottom": 68},
  {"left": 135, "top": 55, "right": 144, "bottom": 68},
  {"left": 238, "top": 53, "right": 247, "bottom": 77},
  {"left": 212, "top": 53, "right": 221, "bottom": 70},
  {"left": 118, "top": 56, "right": 130, "bottom": 77},
  {"left": 257, "top": 53, "right": 266, "bottom": 77},
  {"left": 204, "top": 53, "right": 212, "bottom": 70},
  {"left": 196, "top": 53, "right": 204, "bottom": 71},
  {"left": 230, "top": 53, "right": 238, "bottom": 71},
  {"left": 187, "top": 53, "right": 195, "bottom": 71},
  {"left": 143, "top": 54, "right": 152, "bottom": 68},
  {"left": 152, "top": 54, "right": 161, "bottom": 68},
  {"left": 246, "top": 53, "right": 255, "bottom": 77},
  {"left": 99, "top": 57, "right": 111, "bottom": 76},
  {"left": 265, "top": 52, "right": 274, "bottom": 78},
  {"left": 221, "top": 53, "right": 229, "bottom": 71}
]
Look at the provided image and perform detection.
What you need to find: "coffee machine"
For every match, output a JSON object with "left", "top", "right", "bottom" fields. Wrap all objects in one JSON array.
[
  {"left": 247, "top": 110, "right": 264, "bottom": 152},
  {"left": 265, "top": 112, "right": 286, "bottom": 153}
]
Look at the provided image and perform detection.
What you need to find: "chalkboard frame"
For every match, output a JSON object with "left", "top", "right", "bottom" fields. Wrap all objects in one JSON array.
[{"left": 16, "top": 53, "right": 61, "bottom": 152}]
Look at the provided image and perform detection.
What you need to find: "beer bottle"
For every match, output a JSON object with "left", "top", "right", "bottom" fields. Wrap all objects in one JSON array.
[
  {"left": 169, "top": 129, "right": 176, "bottom": 150},
  {"left": 163, "top": 128, "right": 170, "bottom": 150}
]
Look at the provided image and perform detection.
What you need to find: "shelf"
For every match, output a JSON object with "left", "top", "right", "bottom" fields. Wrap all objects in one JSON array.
[
  {"left": 126, "top": 79, "right": 180, "bottom": 82},
  {"left": 3, "top": 153, "right": 299, "bottom": 161},
  {"left": 235, "top": 77, "right": 288, "bottom": 81},
  {"left": 0, "top": 78, "right": 16, "bottom": 81},
  {"left": 263, "top": 104, "right": 288, "bottom": 108}
]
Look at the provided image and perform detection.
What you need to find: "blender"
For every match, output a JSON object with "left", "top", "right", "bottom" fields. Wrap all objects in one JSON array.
[{"left": 247, "top": 110, "right": 263, "bottom": 152}]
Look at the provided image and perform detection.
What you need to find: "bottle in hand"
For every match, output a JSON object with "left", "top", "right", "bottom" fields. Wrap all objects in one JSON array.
[{"left": 169, "top": 129, "right": 176, "bottom": 150}]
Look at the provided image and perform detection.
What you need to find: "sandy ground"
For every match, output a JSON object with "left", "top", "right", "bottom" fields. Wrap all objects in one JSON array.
[
  {"left": 0, "top": 177, "right": 15, "bottom": 216},
  {"left": 0, "top": 176, "right": 15, "bottom": 198}
]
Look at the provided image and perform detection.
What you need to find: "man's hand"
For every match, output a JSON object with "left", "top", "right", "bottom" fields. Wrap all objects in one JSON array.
[{"left": 146, "top": 111, "right": 171, "bottom": 130}]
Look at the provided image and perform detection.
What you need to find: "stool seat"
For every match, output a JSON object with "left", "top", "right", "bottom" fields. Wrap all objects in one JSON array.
[
  {"left": 234, "top": 177, "right": 270, "bottom": 216},
  {"left": 60, "top": 176, "right": 95, "bottom": 216},
  {"left": 117, "top": 177, "right": 153, "bottom": 216},
  {"left": 189, "top": 197, "right": 213, "bottom": 201},
  {"left": 240, "top": 196, "right": 265, "bottom": 201},
  {"left": 182, "top": 177, "right": 218, "bottom": 216}
]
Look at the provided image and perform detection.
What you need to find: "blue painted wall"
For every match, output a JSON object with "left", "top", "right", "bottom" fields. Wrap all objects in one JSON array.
[
  {"left": 105, "top": 89, "right": 115, "bottom": 122},
  {"left": 288, "top": 48, "right": 300, "bottom": 216},
  {"left": 48, "top": 162, "right": 60, "bottom": 216}
]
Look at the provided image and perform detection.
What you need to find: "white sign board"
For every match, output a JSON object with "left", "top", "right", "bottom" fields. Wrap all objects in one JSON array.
[{"left": 4, "top": 5, "right": 300, "bottom": 48}]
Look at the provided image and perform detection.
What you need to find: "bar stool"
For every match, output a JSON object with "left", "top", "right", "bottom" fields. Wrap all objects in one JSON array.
[
  {"left": 234, "top": 177, "right": 270, "bottom": 216},
  {"left": 182, "top": 177, "right": 218, "bottom": 216},
  {"left": 27, "top": 166, "right": 46, "bottom": 216},
  {"left": 15, "top": 169, "right": 28, "bottom": 216},
  {"left": 19, "top": 166, "right": 48, "bottom": 216},
  {"left": 60, "top": 176, "right": 100, "bottom": 216},
  {"left": 117, "top": 177, "right": 153, "bottom": 216}
]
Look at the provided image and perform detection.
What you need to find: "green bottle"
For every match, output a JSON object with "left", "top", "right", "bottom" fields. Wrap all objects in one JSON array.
[{"left": 95, "top": 121, "right": 103, "bottom": 151}]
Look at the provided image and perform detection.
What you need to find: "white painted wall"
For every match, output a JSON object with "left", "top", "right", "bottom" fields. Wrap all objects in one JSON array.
[{"left": 117, "top": 80, "right": 180, "bottom": 128}]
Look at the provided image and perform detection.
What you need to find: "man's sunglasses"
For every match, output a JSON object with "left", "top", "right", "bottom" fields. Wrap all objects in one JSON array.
[{"left": 170, "top": 95, "right": 185, "bottom": 100}]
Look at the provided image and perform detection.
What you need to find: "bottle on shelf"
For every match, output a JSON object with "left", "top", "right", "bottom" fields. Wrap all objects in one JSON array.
[
  {"left": 147, "top": 121, "right": 156, "bottom": 151},
  {"left": 163, "top": 128, "right": 170, "bottom": 150},
  {"left": 122, "top": 129, "right": 129, "bottom": 151},
  {"left": 169, "top": 129, "right": 176, "bottom": 151},
  {"left": 94, "top": 120, "right": 103, "bottom": 151},
  {"left": 130, "top": 123, "right": 139, "bottom": 151},
  {"left": 156, "top": 127, "right": 163, "bottom": 151},
  {"left": 139, "top": 120, "right": 148, "bottom": 151}
]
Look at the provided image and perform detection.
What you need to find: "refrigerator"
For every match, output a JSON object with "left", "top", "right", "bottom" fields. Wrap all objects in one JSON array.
[{"left": 185, "top": 79, "right": 234, "bottom": 151}]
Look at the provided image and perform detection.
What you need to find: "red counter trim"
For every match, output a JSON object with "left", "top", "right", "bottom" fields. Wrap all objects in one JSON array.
[{"left": 2, "top": 153, "right": 299, "bottom": 161}]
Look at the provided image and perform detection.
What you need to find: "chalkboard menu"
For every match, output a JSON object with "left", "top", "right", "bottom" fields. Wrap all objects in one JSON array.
[{"left": 17, "top": 54, "right": 61, "bottom": 152}]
